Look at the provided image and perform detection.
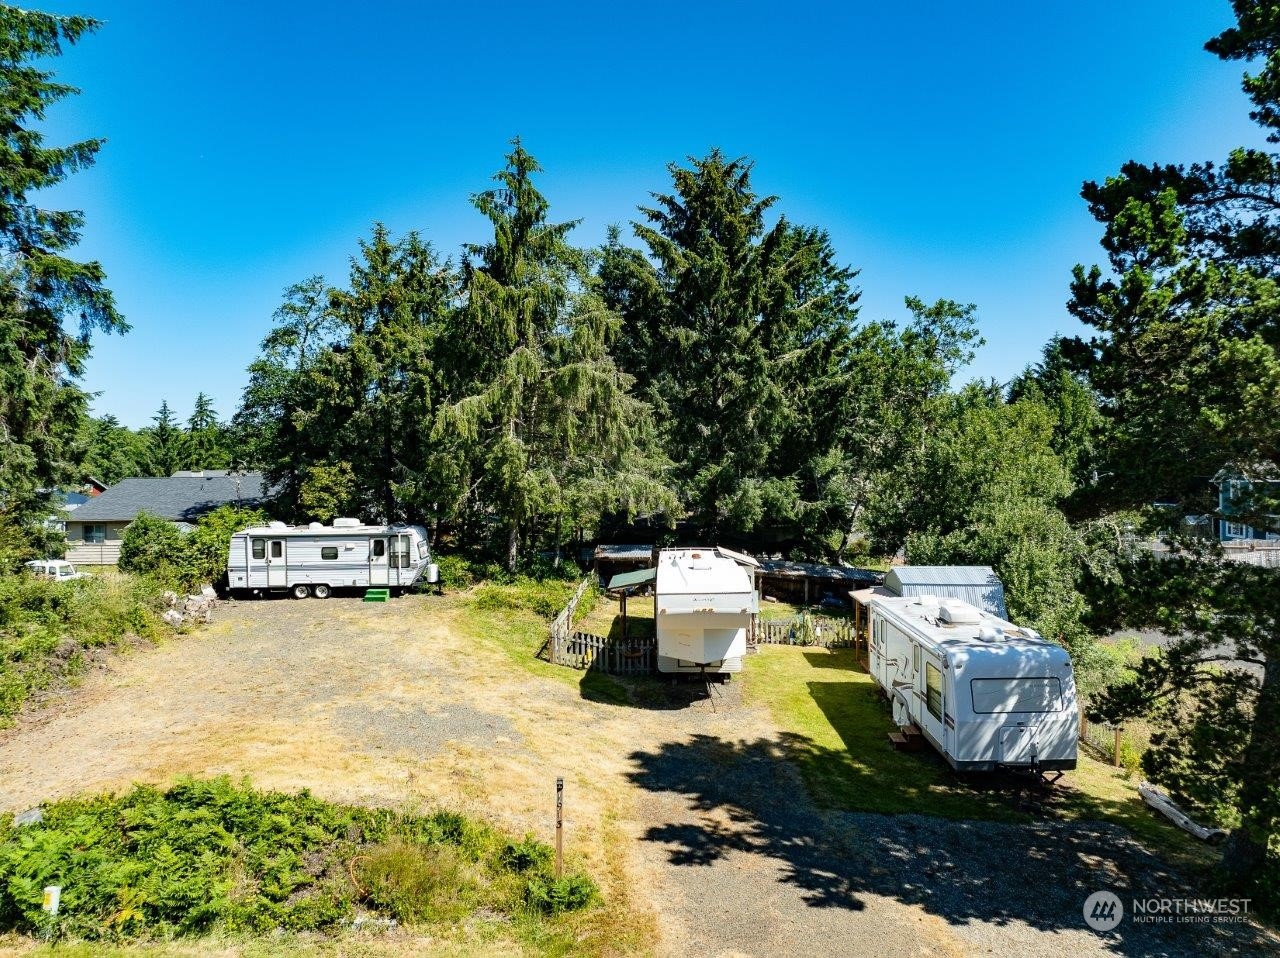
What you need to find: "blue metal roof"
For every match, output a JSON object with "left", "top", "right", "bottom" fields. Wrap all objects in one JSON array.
[{"left": 884, "top": 566, "right": 1007, "bottom": 618}]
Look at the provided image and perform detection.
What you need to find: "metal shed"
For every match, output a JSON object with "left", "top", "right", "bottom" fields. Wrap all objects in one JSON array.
[{"left": 882, "top": 565, "right": 1007, "bottom": 618}]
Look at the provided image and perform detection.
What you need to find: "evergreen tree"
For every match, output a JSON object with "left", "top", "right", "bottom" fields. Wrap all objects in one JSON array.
[
  {"left": 0, "top": 7, "right": 123, "bottom": 536},
  {"left": 80, "top": 414, "right": 147, "bottom": 484},
  {"left": 234, "top": 277, "right": 338, "bottom": 511},
  {"left": 1063, "top": 1, "right": 1280, "bottom": 894},
  {"left": 144, "top": 400, "right": 188, "bottom": 478},
  {"left": 438, "top": 141, "right": 671, "bottom": 569},
  {"left": 186, "top": 392, "right": 228, "bottom": 469},
  {"left": 599, "top": 151, "right": 864, "bottom": 549}
]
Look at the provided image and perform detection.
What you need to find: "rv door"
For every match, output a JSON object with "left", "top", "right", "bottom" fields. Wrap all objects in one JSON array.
[
  {"left": 370, "top": 538, "right": 389, "bottom": 586},
  {"left": 918, "top": 658, "right": 947, "bottom": 750},
  {"left": 267, "top": 539, "right": 287, "bottom": 588}
]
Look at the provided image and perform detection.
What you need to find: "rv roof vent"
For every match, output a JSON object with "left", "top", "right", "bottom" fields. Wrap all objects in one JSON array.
[
  {"left": 916, "top": 594, "right": 938, "bottom": 607},
  {"left": 308, "top": 522, "right": 324, "bottom": 530},
  {"left": 332, "top": 517, "right": 360, "bottom": 528},
  {"left": 938, "top": 601, "right": 982, "bottom": 624},
  {"left": 978, "top": 625, "right": 1002, "bottom": 641},
  {"left": 268, "top": 521, "right": 288, "bottom": 530}
]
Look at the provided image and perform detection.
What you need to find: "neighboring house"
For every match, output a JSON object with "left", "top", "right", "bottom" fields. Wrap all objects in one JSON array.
[
  {"left": 66, "top": 470, "right": 269, "bottom": 565},
  {"left": 1212, "top": 463, "right": 1280, "bottom": 543}
]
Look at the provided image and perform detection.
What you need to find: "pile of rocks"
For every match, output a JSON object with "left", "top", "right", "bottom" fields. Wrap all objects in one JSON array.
[{"left": 161, "top": 585, "right": 217, "bottom": 628}]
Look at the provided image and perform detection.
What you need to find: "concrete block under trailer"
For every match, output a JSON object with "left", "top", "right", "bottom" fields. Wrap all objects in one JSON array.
[
  {"left": 228, "top": 519, "right": 433, "bottom": 598},
  {"left": 868, "top": 594, "right": 1078, "bottom": 772}
]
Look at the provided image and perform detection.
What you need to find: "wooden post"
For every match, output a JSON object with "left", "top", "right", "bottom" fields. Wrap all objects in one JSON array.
[
  {"left": 621, "top": 592, "right": 628, "bottom": 641},
  {"left": 555, "top": 777, "right": 564, "bottom": 879},
  {"left": 1113, "top": 726, "right": 1122, "bottom": 768}
]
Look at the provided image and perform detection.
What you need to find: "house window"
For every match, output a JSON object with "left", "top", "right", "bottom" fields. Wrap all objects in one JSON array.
[
  {"left": 1225, "top": 522, "right": 1250, "bottom": 539},
  {"left": 925, "top": 663, "right": 944, "bottom": 721},
  {"left": 85, "top": 524, "right": 106, "bottom": 544},
  {"left": 251, "top": 538, "right": 265, "bottom": 559},
  {"left": 321, "top": 546, "right": 338, "bottom": 560}
]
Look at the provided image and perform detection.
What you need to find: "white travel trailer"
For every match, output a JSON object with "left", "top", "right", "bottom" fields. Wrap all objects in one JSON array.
[
  {"left": 227, "top": 518, "right": 433, "bottom": 598},
  {"left": 868, "top": 594, "right": 1078, "bottom": 772},
  {"left": 654, "top": 547, "right": 759, "bottom": 675}
]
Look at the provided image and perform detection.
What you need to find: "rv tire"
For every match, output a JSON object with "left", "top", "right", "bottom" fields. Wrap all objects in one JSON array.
[
  {"left": 312, "top": 584, "right": 331, "bottom": 599},
  {"left": 291, "top": 584, "right": 311, "bottom": 600}
]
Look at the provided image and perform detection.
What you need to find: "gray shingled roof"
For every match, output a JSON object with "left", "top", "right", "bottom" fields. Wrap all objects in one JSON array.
[
  {"left": 884, "top": 565, "right": 1007, "bottom": 618},
  {"left": 70, "top": 474, "right": 270, "bottom": 523}
]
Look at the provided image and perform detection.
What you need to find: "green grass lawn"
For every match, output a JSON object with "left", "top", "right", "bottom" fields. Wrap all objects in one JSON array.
[{"left": 741, "top": 644, "right": 1217, "bottom": 870}]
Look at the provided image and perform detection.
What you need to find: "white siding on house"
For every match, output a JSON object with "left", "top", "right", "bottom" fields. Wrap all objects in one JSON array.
[{"left": 64, "top": 521, "right": 127, "bottom": 566}]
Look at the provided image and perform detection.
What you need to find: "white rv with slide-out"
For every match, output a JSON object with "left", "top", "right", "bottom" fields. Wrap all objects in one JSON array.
[
  {"left": 868, "top": 594, "right": 1078, "bottom": 772},
  {"left": 227, "top": 519, "right": 434, "bottom": 598},
  {"left": 654, "top": 547, "right": 759, "bottom": 675}
]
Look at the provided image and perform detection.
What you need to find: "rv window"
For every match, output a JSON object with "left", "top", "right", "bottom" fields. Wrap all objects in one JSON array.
[
  {"left": 270, "top": 541, "right": 283, "bottom": 559},
  {"left": 925, "top": 663, "right": 944, "bottom": 720},
  {"left": 417, "top": 540, "right": 428, "bottom": 559},
  {"left": 251, "top": 539, "right": 265, "bottom": 560},
  {"left": 321, "top": 546, "right": 338, "bottom": 560},
  {"left": 372, "top": 540, "right": 385, "bottom": 558},
  {"left": 912, "top": 643, "right": 921, "bottom": 675},
  {"left": 970, "top": 677, "right": 1063, "bottom": 714},
  {"left": 392, "top": 537, "right": 410, "bottom": 569}
]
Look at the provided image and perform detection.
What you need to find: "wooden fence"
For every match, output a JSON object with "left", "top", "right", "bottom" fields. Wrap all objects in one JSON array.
[
  {"left": 548, "top": 577, "right": 593, "bottom": 650},
  {"left": 551, "top": 630, "right": 657, "bottom": 674},
  {"left": 753, "top": 615, "right": 859, "bottom": 649}
]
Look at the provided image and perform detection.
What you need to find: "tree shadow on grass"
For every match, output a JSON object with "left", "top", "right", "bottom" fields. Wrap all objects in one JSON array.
[{"left": 625, "top": 732, "right": 1278, "bottom": 955}]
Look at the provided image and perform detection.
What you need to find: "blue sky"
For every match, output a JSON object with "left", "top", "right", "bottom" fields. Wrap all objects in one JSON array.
[{"left": 35, "top": 0, "right": 1268, "bottom": 428}]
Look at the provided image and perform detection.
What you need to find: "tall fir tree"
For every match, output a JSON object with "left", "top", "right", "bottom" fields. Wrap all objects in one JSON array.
[
  {"left": 599, "top": 150, "right": 865, "bottom": 551},
  {"left": 0, "top": 6, "right": 123, "bottom": 557},
  {"left": 145, "top": 400, "right": 188, "bottom": 478},
  {"left": 438, "top": 141, "right": 671, "bottom": 569},
  {"left": 186, "top": 392, "right": 228, "bottom": 469}
]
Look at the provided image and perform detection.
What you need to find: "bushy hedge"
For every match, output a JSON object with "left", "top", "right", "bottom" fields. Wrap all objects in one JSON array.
[
  {"left": 0, "top": 573, "right": 165, "bottom": 720},
  {"left": 118, "top": 506, "right": 266, "bottom": 591},
  {"left": 0, "top": 777, "right": 597, "bottom": 941}
]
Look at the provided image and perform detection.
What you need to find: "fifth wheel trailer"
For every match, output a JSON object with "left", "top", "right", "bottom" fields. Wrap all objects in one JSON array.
[
  {"left": 868, "top": 594, "right": 1078, "bottom": 772},
  {"left": 227, "top": 519, "right": 433, "bottom": 598},
  {"left": 654, "top": 547, "right": 759, "bottom": 675}
]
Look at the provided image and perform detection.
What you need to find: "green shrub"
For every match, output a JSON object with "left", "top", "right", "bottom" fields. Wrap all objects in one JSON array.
[
  {"left": 432, "top": 554, "right": 476, "bottom": 590},
  {"left": 0, "top": 777, "right": 597, "bottom": 942},
  {"left": 118, "top": 507, "right": 266, "bottom": 592},
  {"left": 524, "top": 874, "right": 598, "bottom": 914},
  {"left": 117, "top": 512, "right": 186, "bottom": 581},
  {"left": 499, "top": 835, "right": 552, "bottom": 873},
  {"left": 0, "top": 573, "right": 165, "bottom": 721}
]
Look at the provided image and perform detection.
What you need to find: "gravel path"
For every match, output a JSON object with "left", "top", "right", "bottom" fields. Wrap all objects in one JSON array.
[{"left": 0, "top": 596, "right": 1273, "bottom": 957}]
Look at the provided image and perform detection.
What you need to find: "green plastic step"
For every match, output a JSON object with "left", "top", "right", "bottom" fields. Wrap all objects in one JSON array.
[{"left": 364, "top": 588, "right": 390, "bottom": 602}]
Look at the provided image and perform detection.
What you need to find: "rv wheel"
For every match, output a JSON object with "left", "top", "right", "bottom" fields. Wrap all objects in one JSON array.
[
  {"left": 312, "top": 584, "right": 331, "bottom": 599},
  {"left": 291, "top": 584, "right": 311, "bottom": 600}
]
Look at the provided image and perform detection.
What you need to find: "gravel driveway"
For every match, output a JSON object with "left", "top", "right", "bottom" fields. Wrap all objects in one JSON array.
[{"left": 0, "top": 596, "right": 1273, "bottom": 957}]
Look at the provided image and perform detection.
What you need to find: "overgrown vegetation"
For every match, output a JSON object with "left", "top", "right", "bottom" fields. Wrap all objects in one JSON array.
[
  {"left": 0, "top": 777, "right": 596, "bottom": 943},
  {"left": 0, "top": 572, "right": 164, "bottom": 721},
  {"left": 118, "top": 506, "right": 266, "bottom": 591}
]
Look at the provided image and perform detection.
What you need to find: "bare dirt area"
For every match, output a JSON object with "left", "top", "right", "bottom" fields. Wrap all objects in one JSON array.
[{"left": 0, "top": 594, "right": 1274, "bottom": 958}]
